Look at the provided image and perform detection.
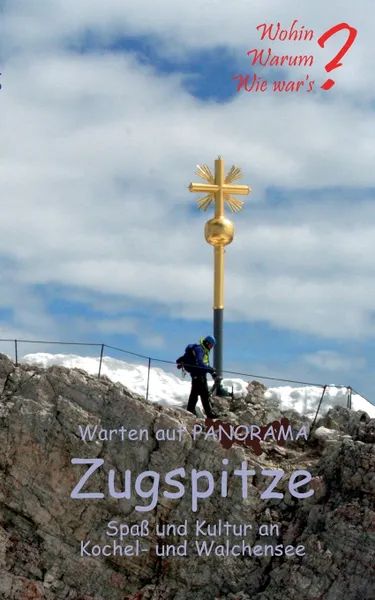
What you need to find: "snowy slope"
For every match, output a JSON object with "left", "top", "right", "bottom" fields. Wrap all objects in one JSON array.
[{"left": 21, "top": 352, "right": 375, "bottom": 420}]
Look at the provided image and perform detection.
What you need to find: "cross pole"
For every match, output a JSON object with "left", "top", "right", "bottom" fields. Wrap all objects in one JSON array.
[{"left": 188, "top": 156, "right": 251, "bottom": 396}]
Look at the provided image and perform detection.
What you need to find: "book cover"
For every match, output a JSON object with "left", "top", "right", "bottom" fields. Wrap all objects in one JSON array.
[{"left": 0, "top": 2, "right": 374, "bottom": 600}]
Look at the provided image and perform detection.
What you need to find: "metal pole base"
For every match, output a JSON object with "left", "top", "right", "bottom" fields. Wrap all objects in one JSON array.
[
  {"left": 213, "top": 378, "right": 231, "bottom": 397},
  {"left": 213, "top": 378, "right": 228, "bottom": 397},
  {"left": 213, "top": 308, "right": 224, "bottom": 395}
]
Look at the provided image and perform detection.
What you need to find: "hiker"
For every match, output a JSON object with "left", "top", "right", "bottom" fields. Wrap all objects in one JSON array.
[{"left": 176, "top": 335, "right": 218, "bottom": 419}]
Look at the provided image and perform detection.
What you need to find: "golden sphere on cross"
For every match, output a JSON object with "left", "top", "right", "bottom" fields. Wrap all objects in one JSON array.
[{"left": 205, "top": 216, "right": 234, "bottom": 247}]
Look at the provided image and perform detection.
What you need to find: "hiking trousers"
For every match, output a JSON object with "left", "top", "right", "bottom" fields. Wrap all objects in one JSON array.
[{"left": 187, "top": 375, "right": 214, "bottom": 417}]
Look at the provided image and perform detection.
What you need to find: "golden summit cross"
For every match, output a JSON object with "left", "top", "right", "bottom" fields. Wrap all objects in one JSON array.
[
  {"left": 187, "top": 156, "right": 251, "bottom": 397},
  {"left": 188, "top": 155, "right": 251, "bottom": 217}
]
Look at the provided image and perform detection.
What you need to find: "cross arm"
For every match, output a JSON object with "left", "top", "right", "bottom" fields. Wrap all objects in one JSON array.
[
  {"left": 189, "top": 183, "right": 219, "bottom": 193},
  {"left": 189, "top": 183, "right": 250, "bottom": 195},
  {"left": 222, "top": 184, "right": 251, "bottom": 195}
]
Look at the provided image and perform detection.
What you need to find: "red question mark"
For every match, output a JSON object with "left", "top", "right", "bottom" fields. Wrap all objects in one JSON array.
[{"left": 317, "top": 23, "right": 357, "bottom": 90}]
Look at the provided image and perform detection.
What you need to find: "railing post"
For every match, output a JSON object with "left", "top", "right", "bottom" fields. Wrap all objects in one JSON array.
[
  {"left": 309, "top": 385, "right": 327, "bottom": 438},
  {"left": 146, "top": 358, "right": 151, "bottom": 401},
  {"left": 15, "top": 340, "right": 18, "bottom": 365},
  {"left": 348, "top": 386, "right": 352, "bottom": 410},
  {"left": 98, "top": 344, "right": 104, "bottom": 377}
]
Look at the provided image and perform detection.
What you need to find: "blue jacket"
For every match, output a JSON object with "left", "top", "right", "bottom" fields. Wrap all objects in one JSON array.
[{"left": 189, "top": 339, "right": 215, "bottom": 377}]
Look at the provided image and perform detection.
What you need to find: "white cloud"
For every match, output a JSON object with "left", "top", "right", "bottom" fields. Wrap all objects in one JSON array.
[
  {"left": 2, "top": 0, "right": 372, "bottom": 95},
  {"left": 302, "top": 350, "right": 366, "bottom": 372}
]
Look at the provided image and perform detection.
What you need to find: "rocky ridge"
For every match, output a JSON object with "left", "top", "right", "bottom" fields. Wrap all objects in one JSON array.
[{"left": 0, "top": 354, "right": 374, "bottom": 599}]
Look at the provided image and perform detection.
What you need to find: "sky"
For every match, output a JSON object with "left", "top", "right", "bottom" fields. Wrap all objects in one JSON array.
[{"left": 0, "top": 1, "right": 374, "bottom": 402}]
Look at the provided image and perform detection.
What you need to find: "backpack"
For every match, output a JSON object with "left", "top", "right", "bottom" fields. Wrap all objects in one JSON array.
[{"left": 176, "top": 344, "right": 199, "bottom": 374}]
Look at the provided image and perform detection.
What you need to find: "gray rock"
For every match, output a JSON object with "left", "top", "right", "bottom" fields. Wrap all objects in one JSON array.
[
  {"left": 317, "top": 405, "right": 375, "bottom": 444},
  {"left": 0, "top": 355, "right": 374, "bottom": 599}
]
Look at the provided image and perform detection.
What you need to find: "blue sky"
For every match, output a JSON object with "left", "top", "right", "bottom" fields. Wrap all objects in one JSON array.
[{"left": 0, "top": 0, "right": 374, "bottom": 403}]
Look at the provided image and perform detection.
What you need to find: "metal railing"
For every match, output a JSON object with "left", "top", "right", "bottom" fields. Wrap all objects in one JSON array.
[{"left": 0, "top": 338, "right": 368, "bottom": 427}]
